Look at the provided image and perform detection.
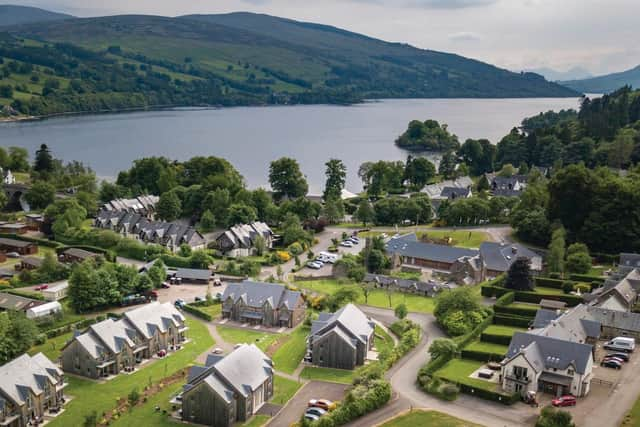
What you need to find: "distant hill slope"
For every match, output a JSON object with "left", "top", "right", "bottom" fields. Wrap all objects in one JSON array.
[
  {"left": 0, "top": 5, "right": 73, "bottom": 27},
  {"left": 561, "top": 65, "right": 640, "bottom": 93},
  {"left": 7, "top": 12, "right": 578, "bottom": 100},
  {"left": 525, "top": 66, "right": 592, "bottom": 82}
]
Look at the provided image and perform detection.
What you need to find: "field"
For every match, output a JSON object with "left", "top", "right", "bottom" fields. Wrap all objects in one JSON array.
[
  {"left": 271, "top": 326, "right": 310, "bottom": 374},
  {"left": 217, "top": 325, "right": 281, "bottom": 352},
  {"left": 272, "top": 375, "right": 303, "bottom": 405},
  {"left": 381, "top": 410, "right": 484, "bottom": 427},
  {"left": 359, "top": 229, "right": 489, "bottom": 249},
  {"left": 434, "top": 359, "right": 498, "bottom": 392},
  {"left": 483, "top": 325, "right": 527, "bottom": 337},
  {"left": 29, "top": 331, "right": 74, "bottom": 360},
  {"left": 296, "top": 280, "right": 436, "bottom": 313},
  {"left": 47, "top": 318, "right": 214, "bottom": 427},
  {"left": 299, "top": 367, "right": 355, "bottom": 384}
]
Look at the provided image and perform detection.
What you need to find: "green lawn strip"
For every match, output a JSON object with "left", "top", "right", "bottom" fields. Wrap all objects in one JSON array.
[
  {"left": 47, "top": 318, "right": 213, "bottom": 427},
  {"left": 622, "top": 393, "right": 640, "bottom": 426},
  {"left": 434, "top": 359, "right": 498, "bottom": 392},
  {"left": 29, "top": 331, "right": 74, "bottom": 360},
  {"left": 299, "top": 367, "right": 355, "bottom": 384},
  {"left": 464, "top": 341, "right": 509, "bottom": 356},
  {"left": 196, "top": 303, "right": 222, "bottom": 318},
  {"left": 505, "top": 302, "right": 539, "bottom": 311},
  {"left": 482, "top": 325, "right": 526, "bottom": 337},
  {"left": 217, "top": 325, "right": 281, "bottom": 352},
  {"left": 296, "top": 280, "right": 435, "bottom": 313},
  {"left": 272, "top": 375, "right": 303, "bottom": 405},
  {"left": 375, "top": 325, "right": 395, "bottom": 354},
  {"left": 381, "top": 410, "right": 484, "bottom": 427},
  {"left": 271, "top": 326, "right": 310, "bottom": 374},
  {"left": 242, "top": 415, "right": 271, "bottom": 427},
  {"left": 110, "top": 382, "right": 182, "bottom": 427},
  {"left": 532, "top": 287, "right": 566, "bottom": 296}
]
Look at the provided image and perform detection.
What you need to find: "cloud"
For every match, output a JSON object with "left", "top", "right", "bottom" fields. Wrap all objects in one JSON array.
[
  {"left": 448, "top": 31, "right": 482, "bottom": 41},
  {"left": 407, "top": 0, "right": 498, "bottom": 9}
]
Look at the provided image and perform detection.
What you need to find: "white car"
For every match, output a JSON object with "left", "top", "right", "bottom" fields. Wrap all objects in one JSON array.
[
  {"left": 307, "top": 261, "right": 323, "bottom": 269},
  {"left": 340, "top": 241, "right": 354, "bottom": 247},
  {"left": 211, "top": 348, "right": 224, "bottom": 355}
]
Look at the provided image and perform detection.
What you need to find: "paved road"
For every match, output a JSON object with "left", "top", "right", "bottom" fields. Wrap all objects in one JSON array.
[{"left": 267, "top": 381, "right": 348, "bottom": 427}]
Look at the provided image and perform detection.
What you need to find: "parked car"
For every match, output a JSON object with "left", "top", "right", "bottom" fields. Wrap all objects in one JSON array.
[
  {"left": 211, "top": 348, "right": 224, "bottom": 355},
  {"left": 604, "top": 337, "right": 635, "bottom": 353},
  {"left": 307, "top": 261, "right": 323, "bottom": 269},
  {"left": 161, "top": 282, "right": 171, "bottom": 289},
  {"left": 34, "top": 284, "right": 49, "bottom": 291},
  {"left": 174, "top": 299, "right": 186, "bottom": 308},
  {"left": 157, "top": 349, "right": 167, "bottom": 357},
  {"left": 305, "top": 407, "right": 327, "bottom": 417},
  {"left": 340, "top": 241, "right": 354, "bottom": 247},
  {"left": 551, "top": 395, "right": 577, "bottom": 407},
  {"left": 308, "top": 399, "right": 334, "bottom": 411},
  {"left": 6, "top": 252, "right": 20, "bottom": 258},
  {"left": 303, "top": 414, "right": 320, "bottom": 421},
  {"left": 606, "top": 352, "right": 630, "bottom": 362},
  {"left": 195, "top": 296, "right": 204, "bottom": 302},
  {"left": 601, "top": 359, "right": 623, "bottom": 369},
  {"left": 348, "top": 237, "right": 360, "bottom": 244},
  {"left": 603, "top": 356, "right": 625, "bottom": 364}
]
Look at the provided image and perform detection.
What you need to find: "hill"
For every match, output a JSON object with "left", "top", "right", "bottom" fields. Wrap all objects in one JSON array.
[
  {"left": 0, "top": 12, "right": 578, "bottom": 118},
  {"left": 524, "top": 66, "right": 592, "bottom": 82},
  {"left": 561, "top": 65, "right": 640, "bottom": 93},
  {"left": 0, "top": 5, "right": 73, "bottom": 27}
]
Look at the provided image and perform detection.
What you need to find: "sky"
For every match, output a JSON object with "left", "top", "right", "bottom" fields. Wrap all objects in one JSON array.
[{"left": 17, "top": 0, "right": 640, "bottom": 76}]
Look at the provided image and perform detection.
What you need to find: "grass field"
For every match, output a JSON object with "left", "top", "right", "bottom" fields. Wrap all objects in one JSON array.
[
  {"left": 381, "top": 410, "right": 484, "bottom": 427},
  {"left": 296, "top": 280, "right": 436, "bottom": 313},
  {"left": 195, "top": 303, "right": 222, "bottom": 318},
  {"left": 483, "top": 325, "right": 527, "bottom": 337},
  {"left": 358, "top": 229, "right": 489, "bottom": 249},
  {"left": 29, "top": 331, "right": 74, "bottom": 360},
  {"left": 271, "top": 326, "right": 310, "bottom": 374},
  {"left": 217, "top": 325, "right": 281, "bottom": 352},
  {"left": 299, "top": 367, "right": 355, "bottom": 384},
  {"left": 464, "top": 341, "right": 509, "bottom": 356},
  {"left": 273, "top": 375, "right": 303, "bottom": 405},
  {"left": 533, "top": 287, "right": 566, "bottom": 296},
  {"left": 375, "top": 325, "right": 396, "bottom": 354},
  {"left": 622, "top": 394, "right": 640, "bottom": 426},
  {"left": 47, "top": 318, "right": 213, "bottom": 427},
  {"left": 434, "top": 359, "right": 498, "bottom": 392}
]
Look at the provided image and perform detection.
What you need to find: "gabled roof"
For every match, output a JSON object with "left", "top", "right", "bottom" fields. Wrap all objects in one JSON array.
[
  {"left": 123, "top": 302, "right": 185, "bottom": 340},
  {"left": 62, "top": 247, "right": 99, "bottom": 260},
  {"left": 0, "top": 353, "right": 63, "bottom": 406},
  {"left": 0, "top": 292, "right": 42, "bottom": 311},
  {"left": 0, "top": 237, "right": 34, "bottom": 248},
  {"left": 620, "top": 253, "right": 640, "bottom": 268},
  {"left": 363, "top": 273, "right": 443, "bottom": 296},
  {"left": 530, "top": 304, "right": 601, "bottom": 343},
  {"left": 222, "top": 281, "right": 301, "bottom": 310},
  {"left": 441, "top": 186, "right": 471, "bottom": 199},
  {"left": 385, "top": 238, "right": 478, "bottom": 265},
  {"left": 532, "top": 308, "right": 562, "bottom": 329},
  {"left": 505, "top": 332, "right": 593, "bottom": 375},
  {"left": 88, "top": 318, "right": 138, "bottom": 354},
  {"left": 479, "top": 242, "right": 542, "bottom": 272},
  {"left": 312, "top": 303, "right": 374, "bottom": 345},
  {"left": 174, "top": 268, "right": 211, "bottom": 281}
]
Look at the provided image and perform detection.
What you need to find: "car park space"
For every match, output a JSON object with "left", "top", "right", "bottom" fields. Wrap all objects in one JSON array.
[{"left": 267, "top": 381, "right": 348, "bottom": 427}]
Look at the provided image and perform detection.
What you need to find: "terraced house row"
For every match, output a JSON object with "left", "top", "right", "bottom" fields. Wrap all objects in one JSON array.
[{"left": 60, "top": 302, "right": 188, "bottom": 379}]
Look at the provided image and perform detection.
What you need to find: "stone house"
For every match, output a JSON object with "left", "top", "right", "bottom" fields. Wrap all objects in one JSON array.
[{"left": 215, "top": 222, "right": 273, "bottom": 258}]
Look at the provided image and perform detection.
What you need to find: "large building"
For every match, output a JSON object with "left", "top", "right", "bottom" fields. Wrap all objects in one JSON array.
[
  {"left": 221, "top": 281, "right": 305, "bottom": 328},
  {"left": 585, "top": 257, "right": 640, "bottom": 311},
  {"left": 180, "top": 344, "right": 274, "bottom": 427},
  {"left": 215, "top": 222, "right": 274, "bottom": 258},
  {"left": 0, "top": 353, "right": 67, "bottom": 427},
  {"left": 61, "top": 302, "right": 187, "bottom": 379},
  {"left": 100, "top": 195, "right": 159, "bottom": 217},
  {"left": 309, "top": 303, "right": 375, "bottom": 370}
]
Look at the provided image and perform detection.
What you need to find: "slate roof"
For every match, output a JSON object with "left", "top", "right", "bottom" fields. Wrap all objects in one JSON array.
[
  {"left": 123, "top": 302, "right": 186, "bottom": 340},
  {"left": 363, "top": 273, "right": 444, "bottom": 296},
  {"left": 174, "top": 268, "right": 211, "bottom": 281},
  {"left": 385, "top": 236, "right": 478, "bottom": 265},
  {"left": 88, "top": 318, "right": 138, "bottom": 354},
  {"left": 479, "top": 242, "right": 542, "bottom": 272},
  {"left": 62, "top": 247, "right": 99, "bottom": 260},
  {"left": 506, "top": 332, "right": 593, "bottom": 375},
  {"left": 530, "top": 304, "right": 601, "bottom": 343},
  {"left": 222, "top": 281, "right": 301, "bottom": 310},
  {"left": 311, "top": 303, "right": 374, "bottom": 345},
  {"left": 217, "top": 222, "right": 273, "bottom": 250},
  {"left": 441, "top": 186, "right": 471, "bottom": 199},
  {"left": 101, "top": 196, "right": 159, "bottom": 214},
  {"left": 584, "top": 305, "right": 640, "bottom": 333},
  {"left": 590, "top": 268, "right": 640, "bottom": 307},
  {"left": 0, "top": 237, "right": 34, "bottom": 248},
  {"left": 423, "top": 177, "right": 473, "bottom": 200},
  {"left": 0, "top": 292, "right": 42, "bottom": 311},
  {"left": 620, "top": 253, "right": 640, "bottom": 269},
  {"left": 532, "top": 308, "right": 562, "bottom": 329},
  {"left": 0, "top": 353, "right": 63, "bottom": 406}
]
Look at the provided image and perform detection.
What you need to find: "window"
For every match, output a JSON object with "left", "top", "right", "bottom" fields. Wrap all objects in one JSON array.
[
  {"left": 568, "top": 369, "right": 574, "bottom": 375},
  {"left": 513, "top": 366, "right": 528, "bottom": 379},
  {"left": 515, "top": 384, "right": 523, "bottom": 392}
]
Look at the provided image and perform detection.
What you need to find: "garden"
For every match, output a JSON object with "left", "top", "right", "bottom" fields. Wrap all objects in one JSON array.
[{"left": 380, "top": 410, "right": 484, "bottom": 427}]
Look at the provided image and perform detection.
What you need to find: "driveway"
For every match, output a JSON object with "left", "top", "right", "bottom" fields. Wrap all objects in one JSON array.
[{"left": 266, "top": 381, "right": 348, "bottom": 427}]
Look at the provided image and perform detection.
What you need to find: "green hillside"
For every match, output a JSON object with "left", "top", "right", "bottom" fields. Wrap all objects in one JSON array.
[
  {"left": 0, "top": 5, "right": 73, "bottom": 27},
  {"left": 0, "top": 11, "right": 578, "bottom": 118},
  {"left": 561, "top": 65, "right": 640, "bottom": 93}
]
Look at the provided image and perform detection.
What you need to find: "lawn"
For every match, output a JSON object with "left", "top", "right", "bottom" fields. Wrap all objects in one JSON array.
[
  {"left": 483, "top": 325, "right": 526, "bottom": 337},
  {"left": 195, "top": 303, "right": 222, "bottom": 318},
  {"left": 434, "top": 359, "right": 498, "bottom": 392},
  {"left": 532, "top": 286, "right": 566, "bottom": 296},
  {"left": 381, "top": 410, "right": 484, "bottom": 427},
  {"left": 464, "top": 341, "right": 509, "bottom": 356},
  {"left": 358, "top": 229, "right": 489, "bottom": 249},
  {"left": 297, "top": 280, "right": 436, "bottom": 313},
  {"left": 622, "top": 393, "right": 640, "bottom": 426},
  {"left": 271, "top": 326, "right": 310, "bottom": 374},
  {"left": 29, "top": 331, "right": 74, "bottom": 361},
  {"left": 299, "top": 367, "right": 355, "bottom": 384},
  {"left": 47, "top": 318, "right": 213, "bottom": 427},
  {"left": 217, "top": 325, "right": 281, "bottom": 352},
  {"left": 272, "top": 375, "right": 303, "bottom": 405},
  {"left": 375, "top": 325, "right": 395, "bottom": 354}
]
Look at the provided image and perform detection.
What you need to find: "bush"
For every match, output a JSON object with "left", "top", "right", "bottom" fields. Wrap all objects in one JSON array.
[
  {"left": 480, "top": 333, "right": 512, "bottom": 346},
  {"left": 494, "top": 291, "right": 515, "bottom": 307},
  {"left": 562, "top": 281, "right": 575, "bottom": 294},
  {"left": 440, "top": 383, "right": 460, "bottom": 400},
  {"left": 569, "top": 274, "right": 605, "bottom": 284},
  {"left": 493, "top": 314, "right": 532, "bottom": 328},
  {"left": 574, "top": 283, "right": 591, "bottom": 294},
  {"left": 481, "top": 285, "right": 583, "bottom": 307},
  {"left": 460, "top": 348, "right": 505, "bottom": 362},
  {"left": 34, "top": 333, "right": 47, "bottom": 345},
  {"left": 493, "top": 304, "right": 537, "bottom": 318},
  {"left": 182, "top": 304, "right": 212, "bottom": 321}
]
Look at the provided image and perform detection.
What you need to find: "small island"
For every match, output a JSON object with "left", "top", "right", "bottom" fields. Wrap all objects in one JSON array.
[{"left": 395, "top": 119, "right": 460, "bottom": 151}]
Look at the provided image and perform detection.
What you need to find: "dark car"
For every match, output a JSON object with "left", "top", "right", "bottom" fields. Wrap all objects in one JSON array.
[
  {"left": 606, "top": 352, "right": 630, "bottom": 362},
  {"left": 603, "top": 356, "right": 625, "bottom": 364},
  {"left": 601, "top": 359, "right": 623, "bottom": 369},
  {"left": 161, "top": 282, "right": 170, "bottom": 289},
  {"left": 551, "top": 395, "right": 577, "bottom": 407}
]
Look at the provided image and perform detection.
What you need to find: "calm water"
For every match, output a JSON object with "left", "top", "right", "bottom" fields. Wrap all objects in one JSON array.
[{"left": 0, "top": 98, "right": 582, "bottom": 192}]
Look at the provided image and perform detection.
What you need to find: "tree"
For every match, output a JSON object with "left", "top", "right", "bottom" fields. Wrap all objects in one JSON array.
[
  {"left": 269, "top": 157, "right": 308, "bottom": 201},
  {"left": 355, "top": 199, "right": 375, "bottom": 226},
  {"left": 535, "top": 406, "right": 575, "bottom": 427},
  {"left": 128, "top": 387, "right": 141, "bottom": 407},
  {"left": 438, "top": 150, "right": 457, "bottom": 179},
  {"left": 566, "top": 243, "right": 592, "bottom": 274},
  {"left": 156, "top": 191, "right": 182, "bottom": 221},
  {"left": 323, "top": 197, "right": 344, "bottom": 224},
  {"left": 547, "top": 227, "right": 566, "bottom": 274},
  {"left": 0, "top": 311, "right": 39, "bottom": 364},
  {"left": 505, "top": 257, "right": 534, "bottom": 291},
  {"left": 404, "top": 156, "right": 436, "bottom": 190},
  {"left": 204, "top": 188, "right": 230, "bottom": 227},
  {"left": 281, "top": 213, "right": 310, "bottom": 246},
  {"left": 199, "top": 209, "right": 216, "bottom": 231},
  {"left": 34, "top": 143, "right": 54, "bottom": 174},
  {"left": 8, "top": 146, "right": 30, "bottom": 172},
  {"left": 477, "top": 174, "right": 490, "bottom": 192},
  {"left": 323, "top": 159, "right": 347, "bottom": 201},
  {"left": 434, "top": 287, "right": 484, "bottom": 336},
  {"left": 227, "top": 203, "right": 257, "bottom": 226},
  {"left": 190, "top": 250, "right": 212, "bottom": 269},
  {"left": 178, "top": 244, "right": 193, "bottom": 258},
  {"left": 254, "top": 235, "right": 267, "bottom": 256},
  {"left": 498, "top": 163, "right": 517, "bottom": 177},
  {"left": 394, "top": 303, "right": 408, "bottom": 319},
  {"left": 428, "top": 338, "right": 458, "bottom": 360},
  {"left": 25, "top": 181, "right": 55, "bottom": 210},
  {"left": 365, "top": 249, "right": 387, "bottom": 273},
  {"left": 147, "top": 260, "right": 166, "bottom": 288},
  {"left": 136, "top": 274, "right": 153, "bottom": 294},
  {"left": 0, "top": 191, "right": 7, "bottom": 211}
]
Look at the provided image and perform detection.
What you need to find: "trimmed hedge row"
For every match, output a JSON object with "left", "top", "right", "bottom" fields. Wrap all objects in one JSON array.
[
  {"left": 494, "top": 305, "right": 537, "bottom": 318},
  {"left": 460, "top": 349, "right": 505, "bottom": 362},
  {"left": 534, "top": 277, "right": 567, "bottom": 289},
  {"left": 480, "top": 333, "right": 513, "bottom": 346},
  {"left": 569, "top": 274, "right": 605, "bottom": 285},
  {"left": 456, "top": 382, "right": 520, "bottom": 405},
  {"left": 493, "top": 314, "right": 532, "bottom": 328},
  {"left": 159, "top": 254, "right": 192, "bottom": 268},
  {"left": 456, "top": 313, "right": 494, "bottom": 350},
  {"left": 494, "top": 291, "right": 515, "bottom": 307},
  {"left": 481, "top": 285, "right": 583, "bottom": 307},
  {"left": 182, "top": 304, "right": 212, "bottom": 321},
  {"left": 0, "top": 233, "right": 62, "bottom": 248}
]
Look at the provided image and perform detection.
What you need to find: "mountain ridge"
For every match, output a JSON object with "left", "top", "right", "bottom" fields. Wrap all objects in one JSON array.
[
  {"left": 0, "top": 4, "right": 74, "bottom": 27},
  {"left": 561, "top": 65, "right": 640, "bottom": 93}
]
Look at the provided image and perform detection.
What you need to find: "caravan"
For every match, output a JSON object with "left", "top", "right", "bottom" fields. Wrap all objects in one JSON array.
[{"left": 317, "top": 252, "right": 339, "bottom": 264}]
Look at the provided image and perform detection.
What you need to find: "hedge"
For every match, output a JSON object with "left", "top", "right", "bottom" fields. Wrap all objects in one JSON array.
[
  {"left": 534, "top": 277, "right": 566, "bottom": 289},
  {"left": 0, "top": 233, "right": 62, "bottom": 248},
  {"left": 455, "top": 382, "right": 520, "bottom": 405},
  {"left": 481, "top": 285, "right": 583, "bottom": 307},
  {"left": 456, "top": 313, "right": 494, "bottom": 350},
  {"left": 494, "top": 291, "right": 515, "bottom": 307},
  {"left": 493, "top": 305, "right": 538, "bottom": 318},
  {"left": 569, "top": 274, "right": 605, "bottom": 285},
  {"left": 182, "top": 304, "right": 212, "bottom": 321},
  {"left": 460, "top": 349, "right": 505, "bottom": 362},
  {"left": 159, "top": 254, "right": 192, "bottom": 268},
  {"left": 44, "top": 314, "right": 109, "bottom": 339},
  {"left": 592, "top": 252, "right": 618, "bottom": 264},
  {"left": 480, "top": 333, "right": 513, "bottom": 346},
  {"left": 493, "top": 314, "right": 532, "bottom": 328}
]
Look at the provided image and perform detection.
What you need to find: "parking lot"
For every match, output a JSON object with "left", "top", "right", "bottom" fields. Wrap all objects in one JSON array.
[
  {"left": 268, "top": 381, "right": 348, "bottom": 427},
  {"left": 299, "top": 237, "right": 363, "bottom": 276}
]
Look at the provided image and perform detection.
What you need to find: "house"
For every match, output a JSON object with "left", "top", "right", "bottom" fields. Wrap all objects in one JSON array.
[
  {"left": 1, "top": 167, "right": 15, "bottom": 185},
  {"left": 619, "top": 253, "right": 640, "bottom": 273},
  {"left": 26, "top": 301, "right": 62, "bottom": 320},
  {"left": 440, "top": 186, "right": 472, "bottom": 200},
  {"left": 0, "top": 353, "right": 67, "bottom": 427},
  {"left": 585, "top": 268, "right": 640, "bottom": 311},
  {"left": 0, "top": 238, "right": 38, "bottom": 255},
  {"left": 422, "top": 177, "right": 473, "bottom": 216},
  {"left": 59, "top": 247, "right": 100, "bottom": 263},
  {"left": 180, "top": 344, "right": 274, "bottom": 427},
  {"left": 100, "top": 195, "right": 159, "bottom": 217},
  {"left": 16, "top": 256, "right": 42, "bottom": 271},
  {"left": 500, "top": 332, "right": 593, "bottom": 398},
  {"left": 42, "top": 281, "right": 69, "bottom": 301},
  {"left": 215, "top": 222, "right": 274, "bottom": 258},
  {"left": 385, "top": 233, "right": 479, "bottom": 271},
  {"left": 487, "top": 174, "right": 528, "bottom": 197},
  {"left": 479, "top": 242, "right": 543, "bottom": 277},
  {"left": 61, "top": 302, "right": 187, "bottom": 379},
  {"left": 94, "top": 210, "right": 206, "bottom": 253},
  {"left": 309, "top": 303, "right": 375, "bottom": 370},
  {"left": 363, "top": 273, "right": 446, "bottom": 297},
  {"left": 221, "top": 281, "right": 305, "bottom": 328},
  {"left": 0, "top": 292, "right": 43, "bottom": 312},
  {"left": 0, "top": 222, "right": 29, "bottom": 235},
  {"left": 173, "top": 268, "right": 212, "bottom": 285}
]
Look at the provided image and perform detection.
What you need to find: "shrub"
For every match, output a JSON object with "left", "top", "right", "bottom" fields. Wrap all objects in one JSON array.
[
  {"left": 182, "top": 304, "right": 212, "bottom": 321},
  {"left": 440, "top": 383, "right": 460, "bottom": 400},
  {"left": 574, "top": 283, "right": 591, "bottom": 294},
  {"left": 562, "top": 281, "right": 575, "bottom": 294}
]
